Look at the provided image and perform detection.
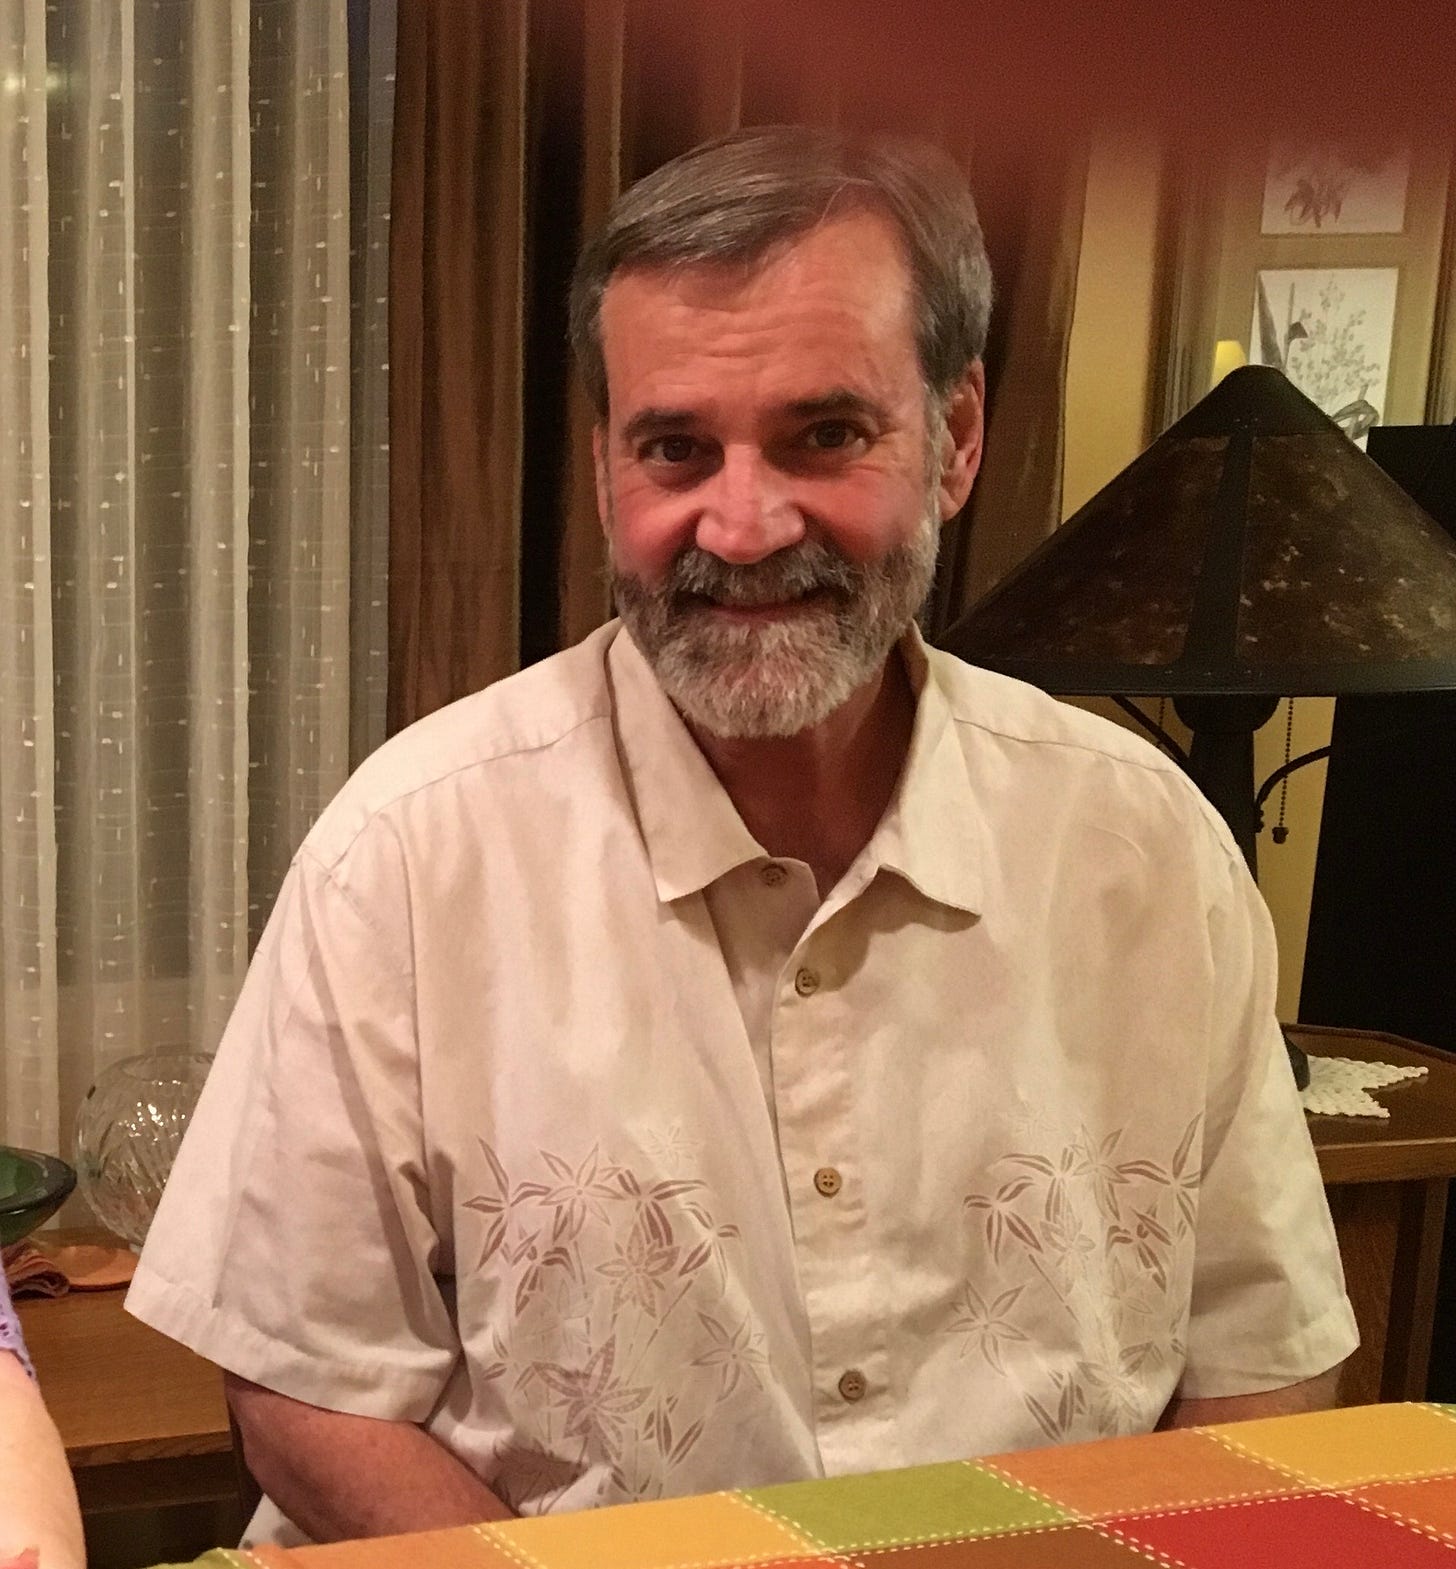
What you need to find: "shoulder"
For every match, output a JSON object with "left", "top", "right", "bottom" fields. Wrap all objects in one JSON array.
[
  {"left": 301, "top": 624, "right": 620, "bottom": 873},
  {"left": 929, "top": 645, "right": 1178, "bottom": 775},
  {"left": 926, "top": 646, "right": 1241, "bottom": 865}
]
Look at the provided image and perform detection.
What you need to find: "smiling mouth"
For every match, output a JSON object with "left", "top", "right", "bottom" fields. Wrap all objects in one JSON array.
[{"left": 682, "top": 588, "right": 830, "bottom": 618}]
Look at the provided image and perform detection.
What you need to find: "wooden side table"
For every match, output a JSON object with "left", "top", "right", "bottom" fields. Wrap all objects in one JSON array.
[
  {"left": 1291, "top": 1023, "right": 1456, "bottom": 1406},
  {"left": 14, "top": 1250, "right": 235, "bottom": 1518}
]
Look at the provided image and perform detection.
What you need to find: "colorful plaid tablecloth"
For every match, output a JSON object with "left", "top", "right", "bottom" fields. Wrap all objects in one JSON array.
[{"left": 163, "top": 1403, "right": 1456, "bottom": 1568}]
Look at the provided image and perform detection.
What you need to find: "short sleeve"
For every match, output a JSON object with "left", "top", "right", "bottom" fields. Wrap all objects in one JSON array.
[
  {"left": 126, "top": 840, "right": 458, "bottom": 1422},
  {"left": 1177, "top": 841, "right": 1360, "bottom": 1397},
  {"left": 0, "top": 1269, "right": 35, "bottom": 1380}
]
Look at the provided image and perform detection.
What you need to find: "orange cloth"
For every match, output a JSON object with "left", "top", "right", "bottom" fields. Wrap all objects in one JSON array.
[
  {"left": 2, "top": 1234, "right": 135, "bottom": 1298},
  {"left": 1, "top": 1241, "right": 67, "bottom": 1300}
]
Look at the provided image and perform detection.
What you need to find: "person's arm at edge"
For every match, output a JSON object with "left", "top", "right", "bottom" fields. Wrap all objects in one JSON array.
[
  {"left": 226, "top": 1373, "right": 514, "bottom": 1541},
  {"left": 1158, "top": 1361, "right": 1345, "bottom": 1430},
  {"left": 0, "top": 1350, "right": 86, "bottom": 1569}
]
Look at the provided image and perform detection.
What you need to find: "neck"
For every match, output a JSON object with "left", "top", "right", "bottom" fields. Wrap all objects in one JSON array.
[{"left": 688, "top": 650, "right": 917, "bottom": 898}]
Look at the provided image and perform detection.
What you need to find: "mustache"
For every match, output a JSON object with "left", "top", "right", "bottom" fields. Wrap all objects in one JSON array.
[{"left": 666, "top": 539, "right": 862, "bottom": 608}]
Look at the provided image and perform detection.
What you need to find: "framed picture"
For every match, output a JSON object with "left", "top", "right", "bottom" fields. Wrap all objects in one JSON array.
[
  {"left": 1260, "top": 141, "right": 1411, "bottom": 235},
  {"left": 1155, "top": 135, "right": 1451, "bottom": 437},
  {"left": 1249, "top": 266, "right": 1400, "bottom": 446}
]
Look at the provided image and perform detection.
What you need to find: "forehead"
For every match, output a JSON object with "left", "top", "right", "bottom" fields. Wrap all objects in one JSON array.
[{"left": 598, "top": 209, "right": 921, "bottom": 415}]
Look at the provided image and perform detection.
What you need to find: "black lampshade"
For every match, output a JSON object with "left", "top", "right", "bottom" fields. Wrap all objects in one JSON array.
[{"left": 940, "top": 365, "right": 1456, "bottom": 697}]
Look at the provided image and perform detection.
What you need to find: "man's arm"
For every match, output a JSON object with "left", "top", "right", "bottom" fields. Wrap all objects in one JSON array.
[
  {"left": 226, "top": 1374, "right": 515, "bottom": 1541},
  {"left": 1158, "top": 1363, "right": 1344, "bottom": 1431}
]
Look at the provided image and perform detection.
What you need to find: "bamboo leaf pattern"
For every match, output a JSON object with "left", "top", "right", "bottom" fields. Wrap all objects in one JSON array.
[
  {"left": 678, "top": 1241, "right": 713, "bottom": 1277},
  {"left": 956, "top": 1119, "right": 1201, "bottom": 1443},
  {"left": 461, "top": 1137, "right": 772, "bottom": 1504},
  {"left": 669, "top": 1418, "right": 706, "bottom": 1465}
]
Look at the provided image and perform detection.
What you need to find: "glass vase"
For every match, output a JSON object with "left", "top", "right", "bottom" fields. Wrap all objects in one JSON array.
[{"left": 73, "top": 1052, "right": 212, "bottom": 1249}]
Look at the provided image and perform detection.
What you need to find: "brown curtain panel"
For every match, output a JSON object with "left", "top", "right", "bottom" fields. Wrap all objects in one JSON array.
[{"left": 389, "top": 0, "right": 1088, "bottom": 730}]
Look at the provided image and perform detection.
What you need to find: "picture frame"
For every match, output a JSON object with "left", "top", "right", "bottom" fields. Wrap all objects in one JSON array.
[
  {"left": 1155, "top": 135, "right": 1451, "bottom": 435},
  {"left": 1260, "top": 140, "right": 1411, "bottom": 236},
  {"left": 1249, "top": 264, "right": 1400, "bottom": 446}
]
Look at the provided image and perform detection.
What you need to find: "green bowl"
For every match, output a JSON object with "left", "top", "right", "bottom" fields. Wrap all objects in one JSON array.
[{"left": 0, "top": 1145, "right": 77, "bottom": 1247}]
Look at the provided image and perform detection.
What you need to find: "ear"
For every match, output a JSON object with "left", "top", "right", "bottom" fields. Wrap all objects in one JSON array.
[
  {"left": 592, "top": 421, "right": 611, "bottom": 531},
  {"left": 935, "top": 360, "right": 986, "bottom": 522}
]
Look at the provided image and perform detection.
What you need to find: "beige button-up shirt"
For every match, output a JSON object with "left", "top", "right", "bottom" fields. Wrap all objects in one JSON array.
[{"left": 128, "top": 621, "right": 1357, "bottom": 1542}]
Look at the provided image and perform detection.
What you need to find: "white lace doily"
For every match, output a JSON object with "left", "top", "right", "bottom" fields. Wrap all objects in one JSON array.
[{"left": 1300, "top": 1054, "right": 1427, "bottom": 1118}]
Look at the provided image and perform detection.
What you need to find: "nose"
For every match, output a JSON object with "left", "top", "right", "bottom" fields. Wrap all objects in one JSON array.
[{"left": 694, "top": 445, "right": 805, "bottom": 564}]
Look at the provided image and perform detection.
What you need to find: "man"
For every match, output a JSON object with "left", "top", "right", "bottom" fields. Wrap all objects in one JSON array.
[{"left": 127, "top": 127, "right": 1357, "bottom": 1546}]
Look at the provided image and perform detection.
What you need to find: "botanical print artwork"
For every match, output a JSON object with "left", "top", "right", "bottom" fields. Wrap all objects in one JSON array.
[
  {"left": 1251, "top": 268, "right": 1399, "bottom": 446},
  {"left": 956, "top": 1118, "right": 1201, "bottom": 1444},
  {"left": 1261, "top": 141, "right": 1410, "bottom": 234},
  {"left": 463, "top": 1140, "right": 771, "bottom": 1512}
]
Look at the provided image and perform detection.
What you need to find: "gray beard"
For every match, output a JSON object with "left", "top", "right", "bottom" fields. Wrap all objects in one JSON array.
[{"left": 611, "top": 502, "right": 941, "bottom": 739}]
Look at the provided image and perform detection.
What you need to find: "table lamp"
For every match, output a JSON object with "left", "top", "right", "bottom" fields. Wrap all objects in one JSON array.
[{"left": 939, "top": 364, "right": 1456, "bottom": 1085}]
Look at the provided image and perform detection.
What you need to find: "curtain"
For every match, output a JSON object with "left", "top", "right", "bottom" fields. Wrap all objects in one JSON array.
[
  {"left": 388, "top": 0, "right": 1088, "bottom": 728},
  {"left": 927, "top": 143, "right": 1089, "bottom": 624},
  {"left": 1429, "top": 162, "right": 1456, "bottom": 425},
  {"left": 349, "top": 0, "right": 396, "bottom": 765},
  {"left": 0, "top": 0, "right": 392, "bottom": 1157}
]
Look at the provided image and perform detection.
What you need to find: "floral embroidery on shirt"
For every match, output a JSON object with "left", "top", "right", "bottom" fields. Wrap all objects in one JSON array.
[
  {"left": 641, "top": 1121, "right": 703, "bottom": 1172},
  {"left": 946, "top": 1283, "right": 1032, "bottom": 1375},
  {"left": 691, "top": 1309, "right": 772, "bottom": 1395},
  {"left": 956, "top": 1115, "right": 1203, "bottom": 1442},
  {"left": 532, "top": 1338, "right": 653, "bottom": 1442},
  {"left": 463, "top": 1138, "right": 769, "bottom": 1510}
]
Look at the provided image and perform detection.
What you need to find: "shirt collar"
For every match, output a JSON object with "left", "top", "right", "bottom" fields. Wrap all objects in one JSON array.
[
  {"left": 862, "top": 624, "right": 985, "bottom": 916},
  {"left": 609, "top": 625, "right": 766, "bottom": 901},
  {"left": 608, "top": 621, "right": 985, "bottom": 915}
]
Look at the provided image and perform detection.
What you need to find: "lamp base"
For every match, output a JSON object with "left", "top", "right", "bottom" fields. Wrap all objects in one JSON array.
[
  {"left": 1173, "top": 695, "right": 1279, "bottom": 873},
  {"left": 1283, "top": 1027, "right": 1311, "bottom": 1090},
  {"left": 1170, "top": 696, "right": 1309, "bottom": 1090}
]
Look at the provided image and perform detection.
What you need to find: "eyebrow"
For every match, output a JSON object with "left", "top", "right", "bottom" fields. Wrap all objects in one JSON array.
[
  {"left": 621, "top": 407, "right": 699, "bottom": 446},
  {"left": 620, "top": 389, "right": 890, "bottom": 447},
  {"left": 781, "top": 389, "right": 891, "bottom": 425}
]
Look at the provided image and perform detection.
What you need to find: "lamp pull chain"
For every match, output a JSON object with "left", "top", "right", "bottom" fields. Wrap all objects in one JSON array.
[{"left": 1272, "top": 698, "right": 1293, "bottom": 844}]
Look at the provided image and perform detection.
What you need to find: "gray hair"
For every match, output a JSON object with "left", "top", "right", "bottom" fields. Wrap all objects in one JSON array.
[{"left": 569, "top": 124, "right": 993, "bottom": 419}]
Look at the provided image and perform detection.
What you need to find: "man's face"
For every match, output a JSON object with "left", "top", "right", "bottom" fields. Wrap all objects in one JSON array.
[{"left": 594, "top": 209, "right": 982, "bottom": 739}]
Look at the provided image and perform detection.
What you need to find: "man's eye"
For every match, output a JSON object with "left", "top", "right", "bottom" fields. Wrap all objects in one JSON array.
[
  {"left": 805, "top": 421, "right": 862, "bottom": 452},
  {"left": 643, "top": 435, "right": 699, "bottom": 465}
]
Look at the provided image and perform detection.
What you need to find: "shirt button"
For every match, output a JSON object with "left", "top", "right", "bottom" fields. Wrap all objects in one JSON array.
[
  {"left": 760, "top": 862, "right": 788, "bottom": 887},
  {"left": 838, "top": 1369, "right": 867, "bottom": 1402},
  {"left": 794, "top": 966, "right": 820, "bottom": 997},
  {"left": 813, "top": 1166, "right": 842, "bottom": 1197}
]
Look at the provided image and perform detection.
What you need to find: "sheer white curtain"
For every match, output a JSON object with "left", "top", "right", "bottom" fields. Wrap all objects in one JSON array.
[{"left": 0, "top": 0, "right": 389, "bottom": 1157}]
